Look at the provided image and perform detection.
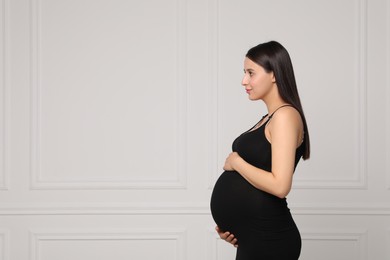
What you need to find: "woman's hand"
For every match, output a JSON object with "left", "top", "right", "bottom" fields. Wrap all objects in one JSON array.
[
  {"left": 223, "top": 152, "right": 241, "bottom": 171},
  {"left": 215, "top": 226, "right": 238, "bottom": 247}
]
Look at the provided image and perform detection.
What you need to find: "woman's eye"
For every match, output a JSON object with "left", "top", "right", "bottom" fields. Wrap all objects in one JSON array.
[{"left": 244, "top": 69, "right": 253, "bottom": 76}]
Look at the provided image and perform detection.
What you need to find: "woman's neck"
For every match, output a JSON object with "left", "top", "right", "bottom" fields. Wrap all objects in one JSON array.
[{"left": 263, "top": 98, "right": 288, "bottom": 116}]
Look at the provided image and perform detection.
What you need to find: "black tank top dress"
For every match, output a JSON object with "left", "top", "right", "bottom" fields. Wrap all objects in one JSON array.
[{"left": 210, "top": 105, "right": 304, "bottom": 260}]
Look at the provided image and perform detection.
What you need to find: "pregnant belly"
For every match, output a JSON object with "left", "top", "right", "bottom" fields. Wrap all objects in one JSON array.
[{"left": 210, "top": 171, "right": 288, "bottom": 235}]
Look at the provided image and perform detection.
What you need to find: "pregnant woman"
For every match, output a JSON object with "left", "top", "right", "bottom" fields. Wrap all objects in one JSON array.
[{"left": 210, "top": 41, "right": 310, "bottom": 260}]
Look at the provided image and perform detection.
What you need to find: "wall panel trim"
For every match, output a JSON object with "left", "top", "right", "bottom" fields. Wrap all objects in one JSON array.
[
  {"left": 1, "top": 203, "right": 390, "bottom": 216},
  {"left": 207, "top": 0, "right": 219, "bottom": 189},
  {"left": 0, "top": 230, "right": 9, "bottom": 260},
  {"left": 208, "top": 0, "right": 368, "bottom": 190},
  {"left": 386, "top": 0, "right": 390, "bottom": 190},
  {"left": 206, "top": 229, "right": 223, "bottom": 260},
  {"left": 30, "top": 228, "right": 186, "bottom": 260},
  {"left": 294, "top": 0, "right": 368, "bottom": 189},
  {"left": 301, "top": 229, "right": 368, "bottom": 260},
  {"left": 387, "top": 229, "right": 390, "bottom": 260},
  {"left": 206, "top": 228, "right": 367, "bottom": 260},
  {"left": 0, "top": 0, "right": 9, "bottom": 190},
  {"left": 29, "top": 0, "right": 188, "bottom": 190}
]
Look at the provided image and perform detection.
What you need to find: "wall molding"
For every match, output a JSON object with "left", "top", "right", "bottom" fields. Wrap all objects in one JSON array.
[
  {"left": 301, "top": 229, "right": 367, "bottom": 260},
  {"left": 387, "top": 229, "right": 390, "bottom": 260},
  {"left": 206, "top": 230, "right": 219, "bottom": 260},
  {"left": 0, "top": 203, "right": 390, "bottom": 216},
  {"left": 386, "top": 0, "right": 390, "bottom": 190},
  {"left": 0, "top": 230, "right": 9, "bottom": 260},
  {"left": 30, "top": 228, "right": 186, "bottom": 260},
  {"left": 206, "top": 228, "right": 367, "bottom": 260},
  {"left": 207, "top": 0, "right": 219, "bottom": 190},
  {"left": 206, "top": 229, "right": 235, "bottom": 260},
  {"left": 208, "top": 0, "right": 368, "bottom": 190},
  {"left": 290, "top": 203, "right": 390, "bottom": 215},
  {"left": 29, "top": 0, "right": 188, "bottom": 190},
  {"left": 0, "top": 0, "right": 9, "bottom": 190},
  {"left": 294, "top": 0, "right": 368, "bottom": 189}
]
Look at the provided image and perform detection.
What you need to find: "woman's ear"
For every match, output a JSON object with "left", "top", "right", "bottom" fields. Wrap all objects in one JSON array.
[{"left": 271, "top": 72, "right": 276, "bottom": 83}]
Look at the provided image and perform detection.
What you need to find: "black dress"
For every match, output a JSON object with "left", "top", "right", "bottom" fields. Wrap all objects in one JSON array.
[{"left": 210, "top": 106, "right": 304, "bottom": 260}]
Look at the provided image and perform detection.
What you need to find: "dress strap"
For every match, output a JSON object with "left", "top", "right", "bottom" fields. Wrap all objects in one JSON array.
[
  {"left": 246, "top": 105, "right": 293, "bottom": 133},
  {"left": 268, "top": 104, "right": 293, "bottom": 120},
  {"left": 245, "top": 113, "right": 268, "bottom": 133}
]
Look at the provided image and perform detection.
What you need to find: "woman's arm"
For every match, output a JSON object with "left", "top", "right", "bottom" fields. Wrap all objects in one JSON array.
[{"left": 224, "top": 108, "right": 303, "bottom": 198}]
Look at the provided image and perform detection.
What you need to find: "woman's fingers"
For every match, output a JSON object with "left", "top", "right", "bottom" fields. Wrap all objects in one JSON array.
[
  {"left": 231, "top": 238, "right": 238, "bottom": 247},
  {"left": 225, "top": 233, "right": 234, "bottom": 242},
  {"left": 215, "top": 226, "right": 238, "bottom": 247}
]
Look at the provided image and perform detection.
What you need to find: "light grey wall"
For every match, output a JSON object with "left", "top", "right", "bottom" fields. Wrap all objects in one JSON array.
[{"left": 0, "top": 0, "right": 389, "bottom": 259}]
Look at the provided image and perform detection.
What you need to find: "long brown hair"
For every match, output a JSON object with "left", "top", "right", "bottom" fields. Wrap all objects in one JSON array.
[{"left": 246, "top": 41, "right": 310, "bottom": 160}]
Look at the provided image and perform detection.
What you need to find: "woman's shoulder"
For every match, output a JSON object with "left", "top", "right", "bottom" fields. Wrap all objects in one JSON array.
[
  {"left": 269, "top": 105, "right": 303, "bottom": 129},
  {"left": 267, "top": 105, "right": 304, "bottom": 146}
]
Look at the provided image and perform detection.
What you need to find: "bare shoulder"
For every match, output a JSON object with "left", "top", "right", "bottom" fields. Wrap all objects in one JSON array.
[
  {"left": 268, "top": 106, "right": 303, "bottom": 134},
  {"left": 272, "top": 106, "right": 302, "bottom": 125}
]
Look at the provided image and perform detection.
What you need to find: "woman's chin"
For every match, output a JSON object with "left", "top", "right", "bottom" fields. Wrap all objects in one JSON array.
[{"left": 248, "top": 95, "right": 259, "bottom": 101}]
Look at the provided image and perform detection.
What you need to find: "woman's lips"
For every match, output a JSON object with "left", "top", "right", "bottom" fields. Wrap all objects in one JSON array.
[{"left": 245, "top": 89, "right": 251, "bottom": 94}]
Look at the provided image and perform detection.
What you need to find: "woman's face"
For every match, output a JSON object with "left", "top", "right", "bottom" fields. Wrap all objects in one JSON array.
[{"left": 241, "top": 57, "right": 275, "bottom": 101}]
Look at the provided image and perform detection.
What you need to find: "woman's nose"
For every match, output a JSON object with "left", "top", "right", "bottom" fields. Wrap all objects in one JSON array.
[{"left": 241, "top": 75, "right": 248, "bottom": 86}]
